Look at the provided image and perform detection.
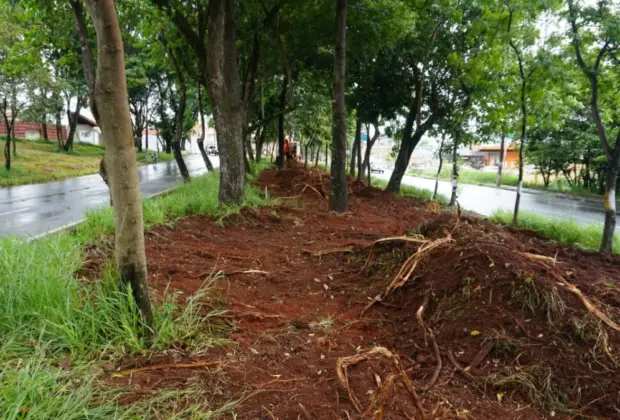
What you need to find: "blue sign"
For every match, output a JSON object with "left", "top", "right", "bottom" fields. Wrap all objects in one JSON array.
[{"left": 361, "top": 133, "right": 368, "bottom": 142}]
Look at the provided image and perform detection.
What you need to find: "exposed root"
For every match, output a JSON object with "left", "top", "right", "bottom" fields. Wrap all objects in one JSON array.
[
  {"left": 467, "top": 341, "right": 495, "bottom": 371},
  {"left": 538, "top": 262, "right": 620, "bottom": 333},
  {"left": 305, "top": 246, "right": 355, "bottom": 257},
  {"left": 361, "top": 236, "right": 452, "bottom": 316},
  {"left": 385, "top": 235, "right": 453, "bottom": 297},
  {"left": 520, "top": 252, "right": 558, "bottom": 264},
  {"left": 115, "top": 360, "right": 224, "bottom": 376},
  {"left": 226, "top": 269, "right": 269, "bottom": 276},
  {"left": 362, "top": 235, "right": 428, "bottom": 273},
  {"left": 426, "top": 330, "right": 442, "bottom": 391},
  {"left": 301, "top": 183, "right": 325, "bottom": 199},
  {"left": 336, "top": 346, "right": 425, "bottom": 420}
]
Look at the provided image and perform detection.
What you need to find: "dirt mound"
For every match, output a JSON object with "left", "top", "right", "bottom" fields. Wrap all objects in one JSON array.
[{"left": 96, "top": 166, "right": 620, "bottom": 419}]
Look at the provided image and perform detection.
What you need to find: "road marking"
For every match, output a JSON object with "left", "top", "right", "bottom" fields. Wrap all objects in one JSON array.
[{"left": 0, "top": 207, "right": 31, "bottom": 217}]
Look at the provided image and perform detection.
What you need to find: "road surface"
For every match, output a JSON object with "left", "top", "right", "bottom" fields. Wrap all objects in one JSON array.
[
  {"left": 375, "top": 173, "right": 617, "bottom": 229},
  {"left": 0, "top": 154, "right": 213, "bottom": 238},
  {"left": 0, "top": 157, "right": 615, "bottom": 239}
]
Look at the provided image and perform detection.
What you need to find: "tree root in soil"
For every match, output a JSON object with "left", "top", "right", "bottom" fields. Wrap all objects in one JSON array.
[
  {"left": 361, "top": 235, "right": 453, "bottom": 316},
  {"left": 300, "top": 183, "right": 326, "bottom": 198},
  {"left": 336, "top": 346, "right": 425, "bottom": 420},
  {"left": 361, "top": 235, "right": 428, "bottom": 273},
  {"left": 533, "top": 260, "right": 620, "bottom": 333},
  {"left": 115, "top": 360, "right": 225, "bottom": 376}
]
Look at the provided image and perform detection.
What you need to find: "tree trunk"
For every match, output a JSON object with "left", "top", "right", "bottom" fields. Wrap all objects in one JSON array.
[
  {"left": 197, "top": 84, "right": 214, "bottom": 171},
  {"left": 167, "top": 45, "right": 191, "bottom": 182},
  {"left": 205, "top": 0, "right": 245, "bottom": 204},
  {"left": 325, "top": 143, "right": 328, "bottom": 168},
  {"left": 42, "top": 123, "right": 48, "bottom": 141},
  {"left": 357, "top": 121, "right": 363, "bottom": 183},
  {"left": 255, "top": 127, "right": 265, "bottom": 162},
  {"left": 2, "top": 114, "right": 11, "bottom": 170},
  {"left": 276, "top": 74, "right": 288, "bottom": 170},
  {"left": 601, "top": 165, "right": 618, "bottom": 252},
  {"left": 349, "top": 119, "right": 359, "bottom": 178},
  {"left": 304, "top": 139, "right": 310, "bottom": 168},
  {"left": 64, "top": 97, "right": 83, "bottom": 151},
  {"left": 449, "top": 135, "right": 459, "bottom": 206},
  {"left": 512, "top": 79, "right": 527, "bottom": 226},
  {"left": 83, "top": 0, "right": 153, "bottom": 331},
  {"left": 362, "top": 124, "right": 379, "bottom": 185},
  {"left": 497, "top": 131, "right": 505, "bottom": 187},
  {"left": 330, "top": 0, "right": 348, "bottom": 212},
  {"left": 433, "top": 132, "right": 446, "bottom": 201}
]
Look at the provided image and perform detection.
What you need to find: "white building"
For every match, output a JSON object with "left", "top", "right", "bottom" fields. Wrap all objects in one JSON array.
[{"left": 74, "top": 114, "right": 102, "bottom": 145}]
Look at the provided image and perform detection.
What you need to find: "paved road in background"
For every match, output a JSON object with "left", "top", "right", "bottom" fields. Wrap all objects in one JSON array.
[
  {"left": 1, "top": 158, "right": 616, "bottom": 239},
  {"left": 376, "top": 172, "right": 618, "bottom": 229},
  {"left": 0, "top": 154, "right": 213, "bottom": 238}
]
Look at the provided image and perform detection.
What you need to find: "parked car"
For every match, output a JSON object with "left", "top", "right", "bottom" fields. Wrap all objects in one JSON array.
[
  {"left": 207, "top": 146, "right": 219, "bottom": 156},
  {"left": 370, "top": 165, "right": 384, "bottom": 174}
]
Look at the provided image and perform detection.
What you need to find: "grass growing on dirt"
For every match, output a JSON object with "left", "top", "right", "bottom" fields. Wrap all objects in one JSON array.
[
  {"left": 490, "top": 210, "right": 620, "bottom": 254},
  {"left": 75, "top": 164, "right": 276, "bottom": 242},
  {"left": 0, "top": 138, "right": 173, "bottom": 186},
  {"left": 372, "top": 177, "right": 449, "bottom": 204},
  {"left": 0, "top": 164, "right": 273, "bottom": 417}
]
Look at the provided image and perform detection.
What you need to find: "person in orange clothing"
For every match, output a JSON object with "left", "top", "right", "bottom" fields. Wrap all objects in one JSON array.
[{"left": 284, "top": 135, "right": 292, "bottom": 161}]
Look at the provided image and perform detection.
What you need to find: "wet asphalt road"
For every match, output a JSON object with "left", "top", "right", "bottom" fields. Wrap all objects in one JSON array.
[
  {"left": 0, "top": 157, "right": 615, "bottom": 239},
  {"left": 0, "top": 154, "right": 214, "bottom": 239},
  {"left": 375, "top": 172, "right": 617, "bottom": 229}
]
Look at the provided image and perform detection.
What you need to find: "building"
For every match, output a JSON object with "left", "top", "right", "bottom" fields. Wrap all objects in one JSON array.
[
  {"left": 73, "top": 114, "right": 102, "bottom": 145},
  {"left": 0, "top": 120, "right": 66, "bottom": 141},
  {"left": 473, "top": 143, "right": 519, "bottom": 168}
]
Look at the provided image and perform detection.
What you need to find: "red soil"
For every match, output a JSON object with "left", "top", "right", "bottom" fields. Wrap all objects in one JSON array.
[{"left": 99, "top": 165, "right": 620, "bottom": 419}]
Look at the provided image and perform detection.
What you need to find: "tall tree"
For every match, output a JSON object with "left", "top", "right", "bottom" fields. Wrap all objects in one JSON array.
[
  {"left": 152, "top": 0, "right": 245, "bottom": 204},
  {"left": 330, "top": 0, "right": 348, "bottom": 212},
  {"left": 567, "top": 0, "right": 620, "bottom": 253},
  {"left": 82, "top": 0, "right": 154, "bottom": 330}
]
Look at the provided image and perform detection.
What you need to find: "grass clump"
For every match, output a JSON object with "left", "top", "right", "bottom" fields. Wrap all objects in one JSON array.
[
  {"left": 490, "top": 210, "right": 620, "bottom": 254},
  {"left": 0, "top": 164, "right": 273, "bottom": 417},
  {"left": 511, "top": 277, "right": 566, "bottom": 324}
]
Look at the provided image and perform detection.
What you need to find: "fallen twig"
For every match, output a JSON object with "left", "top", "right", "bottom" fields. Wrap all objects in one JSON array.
[
  {"left": 446, "top": 351, "right": 475, "bottom": 381},
  {"left": 336, "top": 347, "right": 425, "bottom": 419},
  {"left": 520, "top": 252, "right": 558, "bottom": 264},
  {"left": 115, "top": 360, "right": 224, "bottom": 376}
]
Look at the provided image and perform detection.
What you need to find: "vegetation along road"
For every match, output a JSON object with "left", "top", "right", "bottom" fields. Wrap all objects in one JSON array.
[{"left": 1, "top": 156, "right": 615, "bottom": 240}]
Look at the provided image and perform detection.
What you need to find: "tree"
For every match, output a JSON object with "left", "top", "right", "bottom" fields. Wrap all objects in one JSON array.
[
  {"left": 330, "top": 0, "right": 348, "bottom": 213},
  {"left": 567, "top": 0, "right": 620, "bottom": 253},
  {"left": 151, "top": 0, "right": 245, "bottom": 204},
  {"left": 82, "top": 0, "right": 154, "bottom": 330}
]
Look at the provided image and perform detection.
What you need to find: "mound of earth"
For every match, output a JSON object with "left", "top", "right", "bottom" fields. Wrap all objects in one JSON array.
[{"left": 91, "top": 165, "right": 620, "bottom": 419}]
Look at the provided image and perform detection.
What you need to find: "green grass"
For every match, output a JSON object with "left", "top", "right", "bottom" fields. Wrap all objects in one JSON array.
[
  {"left": 372, "top": 177, "right": 449, "bottom": 205},
  {"left": 0, "top": 138, "right": 173, "bottom": 187},
  {"left": 490, "top": 210, "right": 620, "bottom": 254},
  {"left": 409, "top": 166, "right": 599, "bottom": 197},
  {"left": 0, "top": 163, "right": 275, "bottom": 417}
]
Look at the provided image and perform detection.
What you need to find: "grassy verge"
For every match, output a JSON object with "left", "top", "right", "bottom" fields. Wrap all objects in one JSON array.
[
  {"left": 0, "top": 139, "right": 174, "bottom": 187},
  {"left": 372, "top": 177, "right": 449, "bottom": 205},
  {"left": 0, "top": 162, "right": 275, "bottom": 417},
  {"left": 490, "top": 210, "right": 620, "bottom": 254}
]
